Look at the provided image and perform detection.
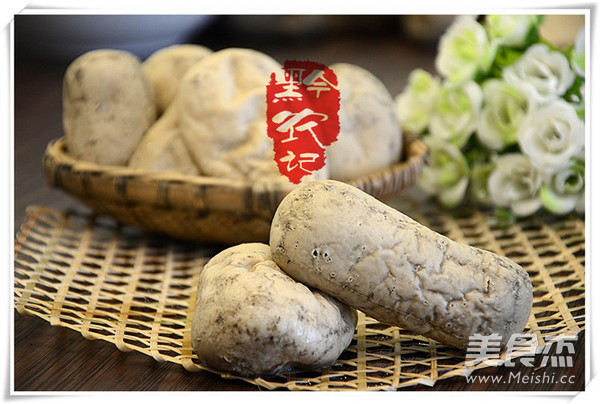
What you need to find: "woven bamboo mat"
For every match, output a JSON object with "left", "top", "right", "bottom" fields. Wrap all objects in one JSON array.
[{"left": 13, "top": 203, "right": 585, "bottom": 390}]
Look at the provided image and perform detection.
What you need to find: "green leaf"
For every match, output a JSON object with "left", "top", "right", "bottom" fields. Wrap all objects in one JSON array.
[
  {"left": 563, "top": 75, "right": 585, "bottom": 105},
  {"left": 469, "top": 161, "right": 496, "bottom": 205},
  {"left": 521, "top": 23, "right": 541, "bottom": 48},
  {"left": 489, "top": 46, "right": 524, "bottom": 78},
  {"left": 494, "top": 206, "right": 517, "bottom": 228},
  {"left": 462, "top": 135, "right": 494, "bottom": 166}
]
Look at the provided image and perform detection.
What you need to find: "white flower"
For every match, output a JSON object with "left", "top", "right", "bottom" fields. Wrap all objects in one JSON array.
[
  {"left": 488, "top": 153, "right": 542, "bottom": 216},
  {"left": 395, "top": 69, "right": 441, "bottom": 134},
  {"left": 518, "top": 99, "right": 584, "bottom": 174},
  {"left": 419, "top": 136, "right": 469, "bottom": 208},
  {"left": 429, "top": 80, "right": 482, "bottom": 148},
  {"left": 503, "top": 43, "right": 575, "bottom": 100},
  {"left": 485, "top": 15, "right": 540, "bottom": 48},
  {"left": 571, "top": 26, "right": 585, "bottom": 77},
  {"left": 435, "top": 16, "right": 497, "bottom": 84},
  {"left": 540, "top": 158, "right": 584, "bottom": 215},
  {"left": 476, "top": 78, "right": 540, "bottom": 151}
]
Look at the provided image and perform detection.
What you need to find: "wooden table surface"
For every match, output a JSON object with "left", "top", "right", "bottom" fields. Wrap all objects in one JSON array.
[{"left": 13, "top": 15, "right": 585, "bottom": 392}]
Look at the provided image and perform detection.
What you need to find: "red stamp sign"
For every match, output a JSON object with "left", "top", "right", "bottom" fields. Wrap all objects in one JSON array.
[{"left": 266, "top": 60, "right": 340, "bottom": 184}]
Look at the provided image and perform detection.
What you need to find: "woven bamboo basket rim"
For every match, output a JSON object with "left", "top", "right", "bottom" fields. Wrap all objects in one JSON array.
[{"left": 42, "top": 132, "right": 429, "bottom": 218}]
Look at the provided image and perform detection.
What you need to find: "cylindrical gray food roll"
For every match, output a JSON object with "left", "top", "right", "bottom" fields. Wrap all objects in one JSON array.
[{"left": 270, "top": 180, "right": 533, "bottom": 349}]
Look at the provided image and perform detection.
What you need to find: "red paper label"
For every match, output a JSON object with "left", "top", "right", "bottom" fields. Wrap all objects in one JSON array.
[{"left": 266, "top": 60, "right": 340, "bottom": 184}]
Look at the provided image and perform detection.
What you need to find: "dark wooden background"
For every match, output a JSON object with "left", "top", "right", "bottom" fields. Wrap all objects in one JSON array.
[{"left": 13, "top": 14, "right": 585, "bottom": 392}]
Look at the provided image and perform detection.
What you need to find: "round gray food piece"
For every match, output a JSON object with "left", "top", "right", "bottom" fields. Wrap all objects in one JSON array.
[
  {"left": 326, "top": 63, "right": 402, "bottom": 181},
  {"left": 177, "top": 48, "right": 282, "bottom": 182},
  {"left": 142, "top": 44, "right": 212, "bottom": 113},
  {"left": 191, "top": 243, "right": 357, "bottom": 378},
  {"left": 270, "top": 180, "right": 533, "bottom": 349},
  {"left": 63, "top": 49, "right": 156, "bottom": 166},
  {"left": 128, "top": 104, "right": 199, "bottom": 175}
]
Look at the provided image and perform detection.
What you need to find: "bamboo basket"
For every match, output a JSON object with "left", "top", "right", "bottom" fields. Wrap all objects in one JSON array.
[{"left": 42, "top": 133, "right": 428, "bottom": 244}]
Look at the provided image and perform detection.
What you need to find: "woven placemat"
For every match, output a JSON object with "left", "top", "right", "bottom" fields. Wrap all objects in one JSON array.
[{"left": 13, "top": 203, "right": 585, "bottom": 390}]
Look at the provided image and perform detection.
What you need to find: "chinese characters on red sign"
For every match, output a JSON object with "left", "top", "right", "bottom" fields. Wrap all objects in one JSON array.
[{"left": 266, "top": 60, "right": 340, "bottom": 184}]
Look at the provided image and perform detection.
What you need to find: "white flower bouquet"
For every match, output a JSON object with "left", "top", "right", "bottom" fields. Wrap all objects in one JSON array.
[{"left": 396, "top": 15, "right": 585, "bottom": 223}]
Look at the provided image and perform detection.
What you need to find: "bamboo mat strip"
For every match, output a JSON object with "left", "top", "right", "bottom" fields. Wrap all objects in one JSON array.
[{"left": 14, "top": 204, "right": 585, "bottom": 390}]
